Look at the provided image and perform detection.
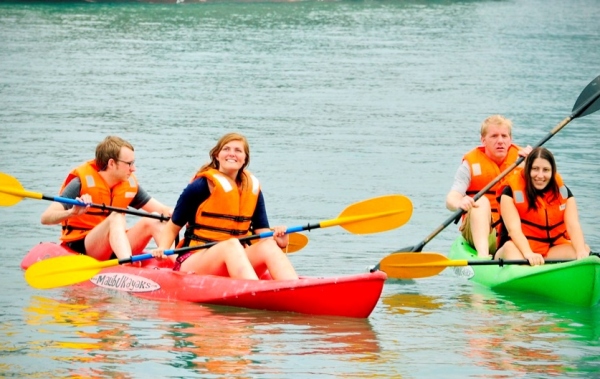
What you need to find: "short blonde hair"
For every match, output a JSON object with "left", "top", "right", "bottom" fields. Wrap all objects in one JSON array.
[{"left": 480, "top": 115, "right": 513, "bottom": 137}]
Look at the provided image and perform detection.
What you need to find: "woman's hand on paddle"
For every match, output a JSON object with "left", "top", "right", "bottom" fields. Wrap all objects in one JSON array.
[
  {"left": 151, "top": 248, "right": 167, "bottom": 260},
  {"left": 523, "top": 252, "right": 544, "bottom": 266},
  {"left": 272, "top": 225, "right": 289, "bottom": 249},
  {"left": 70, "top": 194, "right": 91, "bottom": 217}
]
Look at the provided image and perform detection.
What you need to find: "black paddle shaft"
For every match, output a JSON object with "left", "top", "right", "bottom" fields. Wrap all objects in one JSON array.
[{"left": 402, "top": 75, "right": 600, "bottom": 254}]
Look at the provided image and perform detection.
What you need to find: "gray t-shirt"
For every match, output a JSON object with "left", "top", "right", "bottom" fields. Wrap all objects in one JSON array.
[
  {"left": 449, "top": 160, "right": 471, "bottom": 196},
  {"left": 60, "top": 177, "right": 151, "bottom": 210}
]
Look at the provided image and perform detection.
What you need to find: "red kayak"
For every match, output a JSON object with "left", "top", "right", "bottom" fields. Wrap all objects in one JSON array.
[{"left": 21, "top": 242, "right": 386, "bottom": 318}]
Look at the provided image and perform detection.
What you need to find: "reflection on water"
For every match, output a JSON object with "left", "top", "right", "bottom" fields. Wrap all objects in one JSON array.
[
  {"left": 381, "top": 292, "right": 444, "bottom": 316},
  {"left": 1, "top": 0, "right": 599, "bottom": 377},
  {"left": 373, "top": 280, "right": 599, "bottom": 378},
  {"left": 19, "top": 289, "right": 380, "bottom": 378},
  {"left": 455, "top": 287, "right": 600, "bottom": 377}
]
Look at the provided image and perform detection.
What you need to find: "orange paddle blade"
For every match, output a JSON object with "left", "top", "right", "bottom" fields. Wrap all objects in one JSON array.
[
  {"left": 325, "top": 194, "right": 413, "bottom": 234},
  {"left": 285, "top": 233, "right": 308, "bottom": 253},
  {"left": 379, "top": 253, "right": 468, "bottom": 279}
]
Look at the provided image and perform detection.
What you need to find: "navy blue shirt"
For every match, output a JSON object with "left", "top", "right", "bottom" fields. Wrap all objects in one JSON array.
[{"left": 171, "top": 177, "right": 270, "bottom": 230}]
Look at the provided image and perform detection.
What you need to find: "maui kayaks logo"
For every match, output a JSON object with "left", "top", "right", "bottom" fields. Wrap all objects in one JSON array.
[{"left": 90, "top": 273, "right": 160, "bottom": 293}]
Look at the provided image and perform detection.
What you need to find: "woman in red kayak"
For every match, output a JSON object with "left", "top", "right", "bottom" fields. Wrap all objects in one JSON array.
[
  {"left": 495, "top": 147, "right": 590, "bottom": 265},
  {"left": 152, "top": 133, "right": 299, "bottom": 280}
]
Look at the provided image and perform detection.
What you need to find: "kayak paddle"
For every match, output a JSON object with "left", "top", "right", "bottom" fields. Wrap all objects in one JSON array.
[
  {"left": 25, "top": 194, "right": 413, "bottom": 289},
  {"left": 0, "top": 171, "right": 308, "bottom": 253},
  {"left": 378, "top": 252, "right": 600, "bottom": 279},
  {"left": 0, "top": 172, "right": 170, "bottom": 221},
  {"left": 285, "top": 232, "right": 309, "bottom": 253},
  {"left": 387, "top": 74, "right": 600, "bottom": 256}
]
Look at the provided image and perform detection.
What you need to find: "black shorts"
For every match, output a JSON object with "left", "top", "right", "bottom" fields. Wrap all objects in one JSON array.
[
  {"left": 65, "top": 238, "right": 117, "bottom": 259},
  {"left": 65, "top": 238, "right": 87, "bottom": 255}
]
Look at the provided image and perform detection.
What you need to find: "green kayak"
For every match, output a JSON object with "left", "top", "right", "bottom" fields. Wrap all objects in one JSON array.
[{"left": 448, "top": 236, "right": 600, "bottom": 307}]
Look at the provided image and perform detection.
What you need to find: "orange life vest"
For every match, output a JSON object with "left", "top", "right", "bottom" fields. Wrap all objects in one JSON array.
[
  {"left": 59, "top": 160, "right": 138, "bottom": 243},
  {"left": 505, "top": 169, "right": 570, "bottom": 255},
  {"left": 183, "top": 168, "right": 260, "bottom": 247},
  {"left": 463, "top": 144, "right": 521, "bottom": 229}
]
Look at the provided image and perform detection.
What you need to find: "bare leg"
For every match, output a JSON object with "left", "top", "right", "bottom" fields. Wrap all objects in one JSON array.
[
  {"left": 180, "top": 239, "right": 259, "bottom": 280},
  {"left": 494, "top": 241, "right": 522, "bottom": 260},
  {"left": 85, "top": 213, "right": 166, "bottom": 260},
  {"left": 469, "top": 197, "right": 493, "bottom": 258},
  {"left": 125, "top": 217, "right": 165, "bottom": 254},
  {"left": 245, "top": 239, "right": 299, "bottom": 280},
  {"left": 84, "top": 212, "right": 132, "bottom": 260},
  {"left": 546, "top": 243, "right": 590, "bottom": 260}
]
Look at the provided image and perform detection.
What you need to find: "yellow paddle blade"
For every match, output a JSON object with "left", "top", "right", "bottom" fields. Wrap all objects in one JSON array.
[
  {"left": 379, "top": 252, "right": 468, "bottom": 279},
  {"left": 326, "top": 194, "right": 412, "bottom": 234},
  {"left": 0, "top": 172, "right": 31, "bottom": 206},
  {"left": 285, "top": 233, "right": 308, "bottom": 254},
  {"left": 25, "top": 255, "right": 118, "bottom": 289}
]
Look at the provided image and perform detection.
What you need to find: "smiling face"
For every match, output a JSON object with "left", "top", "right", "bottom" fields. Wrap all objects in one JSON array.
[
  {"left": 529, "top": 157, "right": 552, "bottom": 191},
  {"left": 216, "top": 140, "right": 247, "bottom": 176}
]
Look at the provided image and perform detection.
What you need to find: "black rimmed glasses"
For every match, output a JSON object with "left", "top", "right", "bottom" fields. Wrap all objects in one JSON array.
[{"left": 116, "top": 159, "right": 135, "bottom": 167}]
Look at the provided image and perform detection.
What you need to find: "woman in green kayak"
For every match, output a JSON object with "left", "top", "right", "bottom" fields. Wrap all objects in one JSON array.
[{"left": 495, "top": 147, "right": 590, "bottom": 265}]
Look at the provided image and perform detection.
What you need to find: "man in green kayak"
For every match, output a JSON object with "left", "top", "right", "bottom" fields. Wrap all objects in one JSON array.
[
  {"left": 445, "top": 115, "right": 531, "bottom": 258},
  {"left": 40, "top": 136, "right": 173, "bottom": 261}
]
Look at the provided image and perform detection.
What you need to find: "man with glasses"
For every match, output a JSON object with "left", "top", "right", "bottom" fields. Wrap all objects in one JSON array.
[{"left": 41, "top": 135, "right": 173, "bottom": 261}]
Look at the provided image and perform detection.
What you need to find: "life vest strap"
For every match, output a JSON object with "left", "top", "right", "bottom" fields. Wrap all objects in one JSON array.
[
  {"left": 183, "top": 230, "right": 250, "bottom": 248},
  {"left": 521, "top": 219, "right": 565, "bottom": 232},
  {"left": 466, "top": 190, "right": 495, "bottom": 196},
  {"left": 523, "top": 231, "right": 566, "bottom": 245},
  {"left": 200, "top": 211, "right": 252, "bottom": 223},
  {"left": 62, "top": 225, "right": 93, "bottom": 234},
  {"left": 186, "top": 223, "right": 250, "bottom": 237}
]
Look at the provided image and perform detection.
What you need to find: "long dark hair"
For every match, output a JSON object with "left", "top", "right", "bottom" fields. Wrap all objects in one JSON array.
[{"left": 523, "top": 147, "right": 559, "bottom": 211}]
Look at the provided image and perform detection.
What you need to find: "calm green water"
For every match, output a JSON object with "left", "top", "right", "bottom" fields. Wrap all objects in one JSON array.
[{"left": 1, "top": 0, "right": 599, "bottom": 377}]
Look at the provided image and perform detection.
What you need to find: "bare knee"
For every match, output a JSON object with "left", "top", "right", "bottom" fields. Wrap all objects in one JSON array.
[
  {"left": 220, "top": 239, "right": 246, "bottom": 258},
  {"left": 496, "top": 241, "right": 519, "bottom": 259},
  {"left": 106, "top": 212, "right": 127, "bottom": 227},
  {"left": 474, "top": 196, "right": 491, "bottom": 208},
  {"left": 137, "top": 217, "right": 161, "bottom": 232}
]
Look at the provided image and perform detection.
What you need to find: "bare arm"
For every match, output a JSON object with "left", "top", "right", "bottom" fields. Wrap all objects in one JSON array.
[
  {"left": 254, "top": 227, "right": 289, "bottom": 249},
  {"left": 446, "top": 190, "right": 467, "bottom": 212},
  {"left": 141, "top": 198, "right": 173, "bottom": 218},
  {"left": 446, "top": 162, "right": 475, "bottom": 212},
  {"left": 156, "top": 220, "right": 182, "bottom": 250},
  {"left": 500, "top": 194, "right": 542, "bottom": 264},
  {"left": 563, "top": 197, "right": 590, "bottom": 259},
  {"left": 40, "top": 195, "right": 90, "bottom": 225},
  {"left": 41, "top": 202, "right": 75, "bottom": 225}
]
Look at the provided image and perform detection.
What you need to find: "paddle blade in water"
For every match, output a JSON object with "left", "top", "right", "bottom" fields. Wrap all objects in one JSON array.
[
  {"left": 378, "top": 252, "right": 466, "bottom": 279},
  {"left": 25, "top": 255, "right": 104, "bottom": 289},
  {"left": 336, "top": 195, "right": 413, "bottom": 234},
  {"left": 0, "top": 173, "right": 27, "bottom": 206}
]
